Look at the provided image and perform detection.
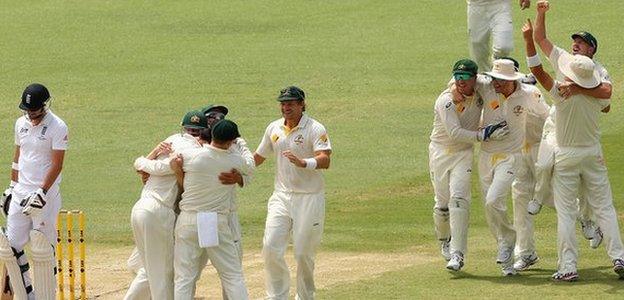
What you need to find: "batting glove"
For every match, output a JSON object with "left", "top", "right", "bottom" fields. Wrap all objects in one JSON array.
[
  {"left": 478, "top": 120, "right": 509, "bottom": 141},
  {"left": 1, "top": 182, "right": 15, "bottom": 217},
  {"left": 20, "top": 188, "right": 47, "bottom": 217}
]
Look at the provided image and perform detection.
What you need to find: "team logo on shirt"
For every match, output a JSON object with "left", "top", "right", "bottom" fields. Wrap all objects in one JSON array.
[
  {"left": 271, "top": 133, "right": 280, "bottom": 143},
  {"left": 294, "top": 134, "right": 304, "bottom": 145},
  {"left": 456, "top": 103, "right": 465, "bottom": 113},
  {"left": 445, "top": 101, "right": 452, "bottom": 110},
  {"left": 489, "top": 100, "right": 500, "bottom": 110},
  {"left": 513, "top": 105, "right": 524, "bottom": 116},
  {"left": 38, "top": 126, "right": 49, "bottom": 141},
  {"left": 20, "top": 127, "right": 28, "bottom": 134}
]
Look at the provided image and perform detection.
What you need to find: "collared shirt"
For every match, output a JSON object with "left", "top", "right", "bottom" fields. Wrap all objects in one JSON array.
[
  {"left": 178, "top": 145, "right": 249, "bottom": 213},
  {"left": 429, "top": 87, "right": 483, "bottom": 151},
  {"left": 14, "top": 111, "right": 68, "bottom": 193},
  {"left": 477, "top": 77, "right": 548, "bottom": 154},
  {"left": 549, "top": 81, "right": 610, "bottom": 147},
  {"left": 133, "top": 133, "right": 200, "bottom": 209},
  {"left": 256, "top": 114, "right": 332, "bottom": 194}
]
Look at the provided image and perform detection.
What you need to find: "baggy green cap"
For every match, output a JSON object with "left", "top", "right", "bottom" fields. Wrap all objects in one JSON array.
[
  {"left": 452, "top": 59, "right": 478, "bottom": 77},
  {"left": 572, "top": 31, "right": 598, "bottom": 53},
  {"left": 277, "top": 86, "right": 305, "bottom": 102},
  {"left": 211, "top": 119, "right": 240, "bottom": 141},
  {"left": 181, "top": 110, "right": 208, "bottom": 129}
]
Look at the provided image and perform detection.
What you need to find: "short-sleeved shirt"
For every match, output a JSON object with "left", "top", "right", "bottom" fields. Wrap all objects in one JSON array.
[
  {"left": 549, "top": 81, "right": 610, "bottom": 147},
  {"left": 14, "top": 111, "right": 68, "bottom": 193},
  {"left": 429, "top": 87, "right": 483, "bottom": 150},
  {"left": 178, "top": 145, "right": 248, "bottom": 213},
  {"left": 256, "top": 114, "right": 332, "bottom": 194},
  {"left": 477, "top": 78, "right": 548, "bottom": 153}
]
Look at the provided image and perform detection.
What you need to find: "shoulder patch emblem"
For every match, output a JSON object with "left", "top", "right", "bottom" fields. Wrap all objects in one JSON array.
[
  {"left": 319, "top": 134, "right": 328, "bottom": 142},
  {"left": 489, "top": 100, "right": 500, "bottom": 110},
  {"left": 271, "top": 133, "right": 279, "bottom": 142}
]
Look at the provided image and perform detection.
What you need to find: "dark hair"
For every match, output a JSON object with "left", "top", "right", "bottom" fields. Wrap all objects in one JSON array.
[{"left": 199, "top": 128, "right": 212, "bottom": 143}]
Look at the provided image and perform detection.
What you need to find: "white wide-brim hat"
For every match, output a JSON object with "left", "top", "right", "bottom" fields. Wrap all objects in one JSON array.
[
  {"left": 558, "top": 51, "right": 601, "bottom": 89},
  {"left": 484, "top": 59, "right": 523, "bottom": 81}
]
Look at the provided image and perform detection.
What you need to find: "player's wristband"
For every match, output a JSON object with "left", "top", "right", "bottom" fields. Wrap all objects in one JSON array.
[
  {"left": 526, "top": 54, "right": 542, "bottom": 68},
  {"left": 304, "top": 158, "right": 317, "bottom": 170},
  {"left": 11, "top": 162, "right": 18, "bottom": 170}
]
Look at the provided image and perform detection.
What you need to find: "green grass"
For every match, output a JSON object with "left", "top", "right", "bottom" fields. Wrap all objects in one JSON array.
[{"left": 1, "top": 0, "right": 623, "bottom": 298}]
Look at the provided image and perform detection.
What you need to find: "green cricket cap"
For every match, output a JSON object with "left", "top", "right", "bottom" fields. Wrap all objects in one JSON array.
[
  {"left": 211, "top": 119, "right": 240, "bottom": 141},
  {"left": 181, "top": 110, "right": 207, "bottom": 129},
  {"left": 572, "top": 31, "right": 598, "bottom": 53},
  {"left": 277, "top": 86, "right": 305, "bottom": 102},
  {"left": 200, "top": 104, "right": 229, "bottom": 116},
  {"left": 452, "top": 59, "right": 478, "bottom": 77}
]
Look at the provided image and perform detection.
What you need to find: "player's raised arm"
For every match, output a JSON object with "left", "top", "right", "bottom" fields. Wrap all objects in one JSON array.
[
  {"left": 534, "top": 1, "right": 553, "bottom": 56},
  {"left": 523, "top": 18, "right": 554, "bottom": 91}
]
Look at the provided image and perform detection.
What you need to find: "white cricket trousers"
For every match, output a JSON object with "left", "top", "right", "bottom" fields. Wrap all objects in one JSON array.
[
  {"left": 263, "top": 191, "right": 325, "bottom": 300},
  {"left": 554, "top": 145, "right": 624, "bottom": 273},
  {"left": 174, "top": 211, "right": 248, "bottom": 300},
  {"left": 124, "top": 248, "right": 151, "bottom": 300},
  {"left": 6, "top": 184, "right": 61, "bottom": 299},
  {"left": 127, "top": 197, "right": 176, "bottom": 300},
  {"left": 467, "top": 1, "right": 514, "bottom": 72},
  {"left": 428, "top": 143, "right": 472, "bottom": 255},
  {"left": 511, "top": 144, "right": 539, "bottom": 257},
  {"left": 479, "top": 152, "right": 520, "bottom": 251}
]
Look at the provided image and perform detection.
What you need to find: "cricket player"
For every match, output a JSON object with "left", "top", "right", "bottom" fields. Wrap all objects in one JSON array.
[
  {"left": 430, "top": 59, "right": 510, "bottom": 271},
  {"left": 477, "top": 59, "right": 548, "bottom": 276},
  {"left": 0, "top": 83, "right": 68, "bottom": 299},
  {"left": 254, "top": 86, "right": 331, "bottom": 300},
  {"left": 200, "top": 104, "right": 255, "bottom": 300},
  {"left": 524, "top": 1, "right": 624, "bottom": 281},
  {"left": 467, "top": 0, "right": 531, "bottom": 72},
  {"left": 527, "top": 1, "right": 612, "bottom": 249},
  {"left": 493, "top": 57, "right": 549, "bottom": 271},
  {"left": 124, "top": 110, "right": 206, "bottom": 300},
  {"left": 170, "top": 120, "right": 250, "bottom": 299}
]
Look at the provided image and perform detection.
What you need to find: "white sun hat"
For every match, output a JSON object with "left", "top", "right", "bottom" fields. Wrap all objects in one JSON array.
[
  {"left": 485, "top": 59, "right": 524, "bottom": 81},
  {"left": 558, "top": 51, "right": 601, "bottom": 89}
]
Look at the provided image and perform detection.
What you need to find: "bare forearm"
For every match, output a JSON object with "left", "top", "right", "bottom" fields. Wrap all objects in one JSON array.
[
  {"left": 581, "top": 83, "right": 612, "bottom": 99},
  {"left": 41, "top": 164, "right": 62, "bottom": 192},
  {"left": 313, "top": 151, "right": 331, "bottom": 169},
  {"left": 11, "top": 146, "right": 19, "bottom": 182},
  {"left": 11, "top": 169, "right": 18, "bottom": 182},
  {"left": 529, "top": 65, "right": 554, "bottom": 91}
]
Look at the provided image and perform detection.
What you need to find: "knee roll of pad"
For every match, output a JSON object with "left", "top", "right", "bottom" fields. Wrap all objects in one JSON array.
[{"left": 0, "top": 228, "right": 31, "bottom": 299}]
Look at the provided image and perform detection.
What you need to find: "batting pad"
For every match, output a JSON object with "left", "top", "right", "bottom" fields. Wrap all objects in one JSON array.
[
  {"left": 29, "top": 230, "right": 56, "bottom": 300},
  {"left": 0, "top": 229, "right": 29, "bottom": 299}
]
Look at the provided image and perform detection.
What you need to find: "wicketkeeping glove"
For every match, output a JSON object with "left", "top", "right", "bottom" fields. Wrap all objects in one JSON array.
[
  {"left": 20, "top": 188, "right": 47, "bottom": 217},
  {"left": 1, "top": 183, "right": 15, "bottom": 217},
  {"left": 478, "top": 120, "right": 509, "bottom": 141}
]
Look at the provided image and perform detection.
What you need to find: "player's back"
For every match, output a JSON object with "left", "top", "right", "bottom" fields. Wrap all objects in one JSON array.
[{"left": 179, "top": 145, "right": 244, "bottom": 213}]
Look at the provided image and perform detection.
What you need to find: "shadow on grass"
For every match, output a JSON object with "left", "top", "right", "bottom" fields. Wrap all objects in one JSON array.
[{"left": 448, "top": 265, "right": 624, "bottom": 293}]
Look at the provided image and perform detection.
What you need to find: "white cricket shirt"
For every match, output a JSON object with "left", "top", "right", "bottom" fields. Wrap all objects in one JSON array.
[
  {"left": 478, "top": 78, "right": 548, "bottom": 153},
  {"left": 178, "top": 145, "right": 249, "bottom": 213},
  {"left": 133, "top": 133, "right": 200, "bottom": 209},
  {"left": 549, "top": 82, "right": 610, "bottom": 147},
  {"left": 524, "top": 85, "right": 549, "bottom": 145},
  {"left": 14, "top": 111, "right": 68, "bottom": 193},
  {"left": 429, "top": 88, "right": 483, "bottom": 150},
  {"left": 256, "top": 114, "right": 332, "bottom": 194}
]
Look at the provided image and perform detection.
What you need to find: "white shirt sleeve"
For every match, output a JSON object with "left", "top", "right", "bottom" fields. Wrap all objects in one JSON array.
[
  {"left": 133, "top": 156, "right": 174, "bottom": 176},
  {"left": 526, "top": 88, "right": 550, "bottom": 120},
  {"left": 231, "top": 137, "right": 255, "bottom": 187},
  {"left": 51, "top": 122, "right": 69, "bottom": 150},
  {"left": 311, "top": 124, "right": 332, "bottom": 152},
  {"left": 436, "top": 95, "right": 479, "bottom": 143},
  {"left": 549, "top": 81, "right": 565, "bottom": 105},
  {"left": 255, "top": 124, "right": 274, "bottom": 158}
]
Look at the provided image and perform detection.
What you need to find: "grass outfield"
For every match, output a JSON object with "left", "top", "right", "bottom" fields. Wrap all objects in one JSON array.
[{"left": 1, "top": 0, "right": 623, "bottom": 298}]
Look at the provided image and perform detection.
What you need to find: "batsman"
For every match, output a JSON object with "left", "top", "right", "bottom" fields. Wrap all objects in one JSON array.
[{"left": 0, "top": 84, "right": 69, "bottom": 299}]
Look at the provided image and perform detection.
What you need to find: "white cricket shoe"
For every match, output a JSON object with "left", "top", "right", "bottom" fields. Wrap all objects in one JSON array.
[
  {"left": 552, "top": 271, "right": 579, "bottom": 282},
  {"left": 440, "top": 239, "right": 451, "bottom": 261},
  {"left": 502, "top": 263, "right": 517, "bottom": 276},
  {"left": 496, "top": 246, "right": 513, "bottom": 265},
  {"left": 527, "top": 199, "right": 542, "bottom": 215},
  {"left": 613, "top": 259, "right": 624, "bottom": 279},
  {"left": 590, "top": 227, "right": 603, "bottom": 249},
  {"left": 580, "top": 219, "right": 596, "bottom": 240},
  {"left": 446, "top": 252, "right": 464, "bottom": 271},
  {"left": 514, "top": 252, "right": 540, "bottom": 271}
]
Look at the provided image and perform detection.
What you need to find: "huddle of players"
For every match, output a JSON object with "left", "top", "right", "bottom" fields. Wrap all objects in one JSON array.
[
  {"left": 430, "top": 1, "right": 624, "bottom": 281},
  {"left": 125, "top": 85, "right": 332, "bottom": 299}
]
